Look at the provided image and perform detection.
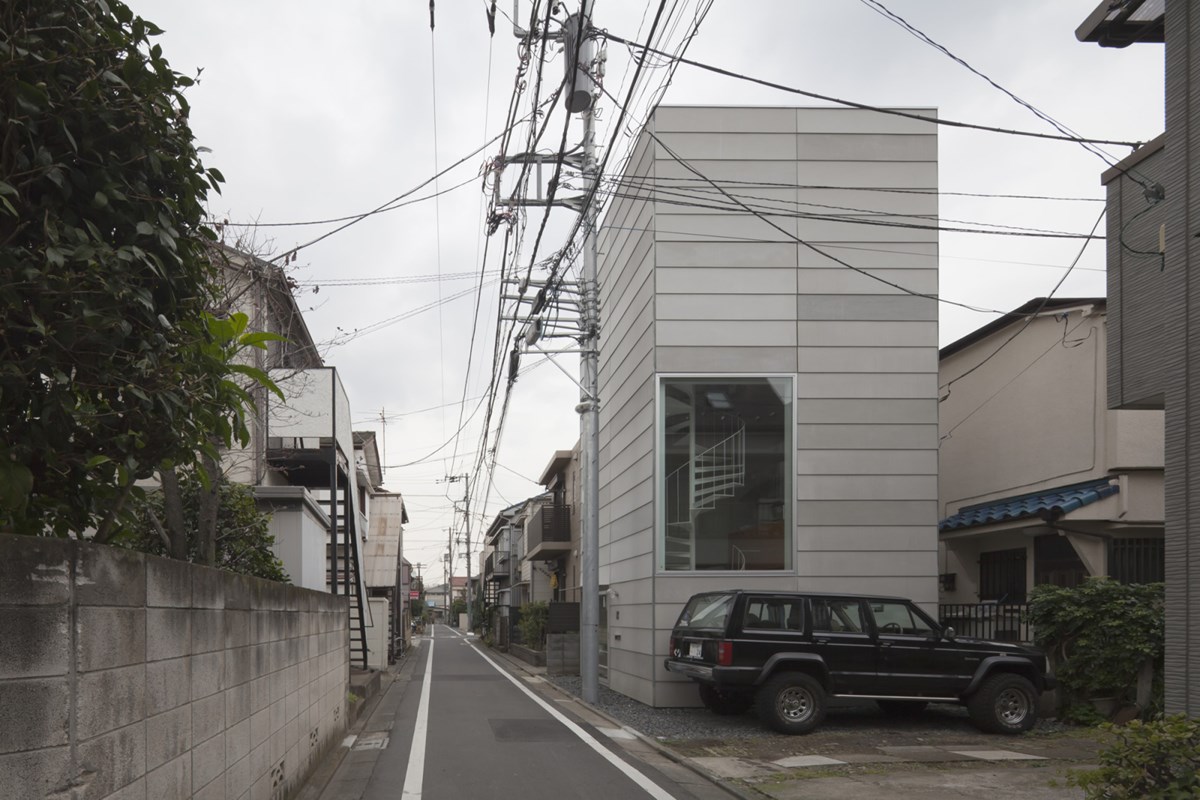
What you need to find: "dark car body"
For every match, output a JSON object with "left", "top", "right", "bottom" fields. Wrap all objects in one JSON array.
[{"left": 664, "top": 590, "right": 1055, "bottom": 734}]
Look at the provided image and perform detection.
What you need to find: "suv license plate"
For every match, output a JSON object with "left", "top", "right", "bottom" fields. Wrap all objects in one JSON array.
[{"left": 688, "top": 643, "right": 701, "bottom": 659}]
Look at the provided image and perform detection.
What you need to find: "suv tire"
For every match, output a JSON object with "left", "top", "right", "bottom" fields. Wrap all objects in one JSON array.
[
  {"left": 755, "top": 672, "right": 826, "bottom": 735},
  {"left": 876, "top": 700, "right": 928, "bottom": 717},
  {"left": 698, "top": 684, "right": 752, "bottom": 716},
  {"left": 967, "top": 673, "right": 1038, "bottom": 734}
]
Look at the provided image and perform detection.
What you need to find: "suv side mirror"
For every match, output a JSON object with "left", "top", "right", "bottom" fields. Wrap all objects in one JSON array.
[{"left": 942, "top": 626, "right": 957, "bottom": 641}]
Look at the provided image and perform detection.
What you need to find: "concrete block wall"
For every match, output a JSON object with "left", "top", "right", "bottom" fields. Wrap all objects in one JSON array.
[
  {"left": 0, "top": 535, "right": 349, "bottom": 800},
  {"left": 545, "top": 633, "right": 580, "bottom": 676}
]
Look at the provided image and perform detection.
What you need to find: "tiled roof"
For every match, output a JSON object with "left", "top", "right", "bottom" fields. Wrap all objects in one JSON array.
[{"left": 939, "top": 478, "right": 1119, "bottom": 532}]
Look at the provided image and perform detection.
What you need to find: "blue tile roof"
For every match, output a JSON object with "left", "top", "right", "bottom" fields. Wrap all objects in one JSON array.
[{"left": 939, "top": 478, "right": 1119, "bottom": 532}]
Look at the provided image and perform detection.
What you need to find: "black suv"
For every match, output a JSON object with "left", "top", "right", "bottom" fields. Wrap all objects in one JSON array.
[{"left": 664, "top": 590, "right": 1055, "bottom": 735}]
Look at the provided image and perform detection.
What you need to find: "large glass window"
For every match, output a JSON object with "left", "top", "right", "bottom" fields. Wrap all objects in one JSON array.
[{"left": 660, "top": 377, "right": 792, "bottom": 571}]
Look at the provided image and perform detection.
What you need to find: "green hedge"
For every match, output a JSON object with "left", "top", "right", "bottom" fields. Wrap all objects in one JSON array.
[
  {"left": 1069, "top": 716, "right": 1200, "bottom": 799},
  {"left": 1028, "top": 578, "right": 1163, "bottom": 720}
]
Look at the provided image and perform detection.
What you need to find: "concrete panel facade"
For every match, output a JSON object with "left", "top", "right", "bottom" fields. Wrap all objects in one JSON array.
[
  {"left": 596, "top": 106, "right": 939, "bottom": 707},
  {"left": 0, "top": 535, "right": 348, "bottom": 800}
]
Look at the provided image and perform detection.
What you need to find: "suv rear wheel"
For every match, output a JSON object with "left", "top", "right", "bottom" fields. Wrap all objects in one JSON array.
[
  {"left": 755, "top": 672, "right": 826, "bottom": 734},
  {"left": 698, "top": 684, "right": 752, "bottom": 715},
  {"left": 967, "top": 673, "right": 1038, "bottom": 734}
]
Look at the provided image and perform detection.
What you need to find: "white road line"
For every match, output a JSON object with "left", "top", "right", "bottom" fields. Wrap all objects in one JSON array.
[
  {"left": 468, "top": 644, "right": 678, "bottom": 800},
  {"left": 400, "top": 638, "right": 436, "bottom": 799}
]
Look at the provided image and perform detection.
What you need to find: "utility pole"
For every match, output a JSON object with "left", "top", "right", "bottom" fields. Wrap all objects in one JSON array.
[
  {"left": 379, "top": 407, "right": 387, "bottom": 482},
  {"left": 502, "top": 0, "right": 601, "bottom": 703},
  {"left": 571, "top": 1, "right": 601, "bottom": 707},
  {"left": 441, "top": 473, "right": 473, "bottom": 630}
]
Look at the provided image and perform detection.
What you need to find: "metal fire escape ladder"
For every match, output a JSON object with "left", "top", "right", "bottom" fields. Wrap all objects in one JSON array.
[{"left": 322, "top": 465, "right": 371, "bottom": 670}]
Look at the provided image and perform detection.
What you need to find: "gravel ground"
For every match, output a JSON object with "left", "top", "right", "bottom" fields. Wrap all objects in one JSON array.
[{"left": 546, "top": 675, "right": 1083, "bottom": 757}]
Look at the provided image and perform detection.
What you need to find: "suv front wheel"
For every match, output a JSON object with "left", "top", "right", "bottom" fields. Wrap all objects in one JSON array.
[
  {"left": 967, "top": 673, "right": 1038, "bottom": 734},
  {"left": 755, "top": 672, "right": 826, "bottom": 734}
]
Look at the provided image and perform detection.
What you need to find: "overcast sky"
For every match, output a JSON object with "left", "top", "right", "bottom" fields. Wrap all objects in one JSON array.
[{"left": 141, "top": 1, "right": 1164, "bottom": 583}]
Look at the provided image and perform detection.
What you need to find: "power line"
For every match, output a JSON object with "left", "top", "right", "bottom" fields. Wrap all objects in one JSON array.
[
  {"left": 938, "top": 207, "right": 1106, "bottom": 398},
  {"left": 430, "top": 17, "right": 450, "bottom": 448},
  {"left": 856, "top": 0, "right": 1135, "bottom": 173},
  {"left": 602, "top": 174, "right": 1106, "bottom": 203},
  {"left": 296, "top": 270, "right": 502, "bottom": 288},
  {"left": 218, "top": 175, "right": 478, "bottom": 229},
  {"left": 598, "top": 30, "right": 1144, "bottom": 150},
  {"left": 260, "top": 94, "right": 556, "bottom": 266},
  {"left": 323, "top": 278, "right": 500, "bottom": 348},
  {"left": 598, "top": 83, "right": 1088, "bottom": 318},
  {"left": 596, "top": 184, "right": 1104, "bottom": 240}
]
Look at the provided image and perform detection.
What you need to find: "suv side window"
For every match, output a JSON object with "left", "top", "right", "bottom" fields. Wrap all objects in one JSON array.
[
  {"left": 811, "top": 599, "right": 865, "bottom": 633},
  {"left": 869, "top": 601, "right": 935, "bottom": 636},
  {"left": 743, "top": 599, "right": 804, "bottom": 631}
]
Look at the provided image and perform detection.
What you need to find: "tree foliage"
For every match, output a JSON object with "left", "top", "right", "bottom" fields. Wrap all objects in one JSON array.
[
  {"left": 0, "top": 0, "right": 276, "bottom": 538},
  {"left": 1028, "top": 578, "right": 1165, "bottom": 714},
  {"left": 517, "top": 601, "right": 549, "bottom": 649},
  {"left": 118, "top": 475, "right": 290, "bottom": 582}
]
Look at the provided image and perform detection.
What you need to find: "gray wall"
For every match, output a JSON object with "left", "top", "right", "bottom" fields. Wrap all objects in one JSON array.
[
  {"left": 597, "top": 106, "right": 940, "bottom": 706},
  {"left": 1103, "top": 136, "right": 1167, "bottom": 410},
  {"left": 0, "top": 535, "right": 348, "bottom": 800},
  {"left": 1163, "top": 0, "right": 1200, "bottom": 717}
]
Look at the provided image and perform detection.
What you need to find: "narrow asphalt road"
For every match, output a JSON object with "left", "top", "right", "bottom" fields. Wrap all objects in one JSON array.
[{"left": 319, "top": 625, "right": 729, "bottom": 800}]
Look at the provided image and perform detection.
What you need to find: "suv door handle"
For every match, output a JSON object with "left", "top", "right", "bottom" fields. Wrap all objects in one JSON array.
[{"left": 815, "top": 637, "right": 830, "bottom": 644}]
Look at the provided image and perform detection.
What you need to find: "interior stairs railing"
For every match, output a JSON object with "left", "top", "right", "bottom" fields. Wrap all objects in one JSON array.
[{"left": 664, "top": 423, "right": 746, "bottom": 570}]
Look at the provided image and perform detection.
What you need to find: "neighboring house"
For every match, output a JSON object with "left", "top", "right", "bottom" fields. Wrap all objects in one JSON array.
[
  {"left": 596, "top": 106, "right": 940, "bottom": 706},
  {"left": 363, "top": 492, "right": 409, "bottom": 665},
  {"left": 528, "top": 444, "right": 583, "bottom": 602},
  {"left": 507, "top": 492, "right": 555, "bottom": 608},
  {"left": 211, "top": 245, "right": 377, "bottom": 669},
  {"left": 1077, "top": 0, "right": 1199, "bottom": 716},
  {"left": 482, "top": 500, "right": 523, "bottom": 645},
  {"left": 938, "top": 299, "right": 1165, "bottom": 638},
  {"left": 451, "top": 576, "right": 469, "bottom": 604}
]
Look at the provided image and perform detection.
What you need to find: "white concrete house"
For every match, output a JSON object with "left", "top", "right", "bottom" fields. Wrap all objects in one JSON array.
[
  {"left": 938, "top": 299, "right": 1164, "bottom": 629},
  {"left": 596, "top": 106, "right": 941, "bottom": 707}
]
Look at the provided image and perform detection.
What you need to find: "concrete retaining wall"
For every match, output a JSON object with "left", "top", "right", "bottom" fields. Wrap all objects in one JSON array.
[{"left": 0, "top": 534, "right": 349, "bottom": 800}]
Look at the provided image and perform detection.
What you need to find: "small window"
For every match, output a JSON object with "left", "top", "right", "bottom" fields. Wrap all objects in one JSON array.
[
  {"left": 1109, "top": 537, "right": 1165, "bottom": 584},
  {"left": 869, "top": 601, "right": 934, "bottom": 636},
  {"left": 743, "top": 599, "right": 803, "bottom": 631},
  {"left": 811, "top": 599, "right": 865, "bottom": 633},
  {"left": 980, "top": 547, "right": 1027, "bottom": 602}
]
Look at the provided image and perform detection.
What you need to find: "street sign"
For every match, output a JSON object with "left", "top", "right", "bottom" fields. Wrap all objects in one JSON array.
[{"left": 409, "top": 590, "right": 419, "bottom": 599}]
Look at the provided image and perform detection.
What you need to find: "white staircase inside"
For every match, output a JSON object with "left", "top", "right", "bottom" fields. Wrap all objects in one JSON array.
[{"left": 664, "top": 422, "right": 746, "bottom": 570}]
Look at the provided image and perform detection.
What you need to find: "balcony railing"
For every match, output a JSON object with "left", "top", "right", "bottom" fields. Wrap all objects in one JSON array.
[
  {"left": 485, "top": 551, "right": 510, "bottom": 577},
  {"left": 939, "top": 603, "right": 1033, "bottom": 644},
  {"left": 526, "top": 503, "right": 572, "bottom": 553}
]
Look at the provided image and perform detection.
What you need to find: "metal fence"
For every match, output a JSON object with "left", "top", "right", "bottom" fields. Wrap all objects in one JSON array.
[{"left": 938, "top": 603, "right": 1033, "bottom": 643}]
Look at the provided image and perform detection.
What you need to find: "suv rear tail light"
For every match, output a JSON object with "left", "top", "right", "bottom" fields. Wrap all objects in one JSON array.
[
  {"left": 717, "top": 640, "right": 733, "bottom": 666},
  {"left": 669, "top": 637, "right": 677, "bottom": 656}
]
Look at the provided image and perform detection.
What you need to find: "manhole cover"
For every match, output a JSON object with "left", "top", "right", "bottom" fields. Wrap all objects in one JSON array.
[{"left": 353, "top": 734, "right": 390, "bottom": 751}]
